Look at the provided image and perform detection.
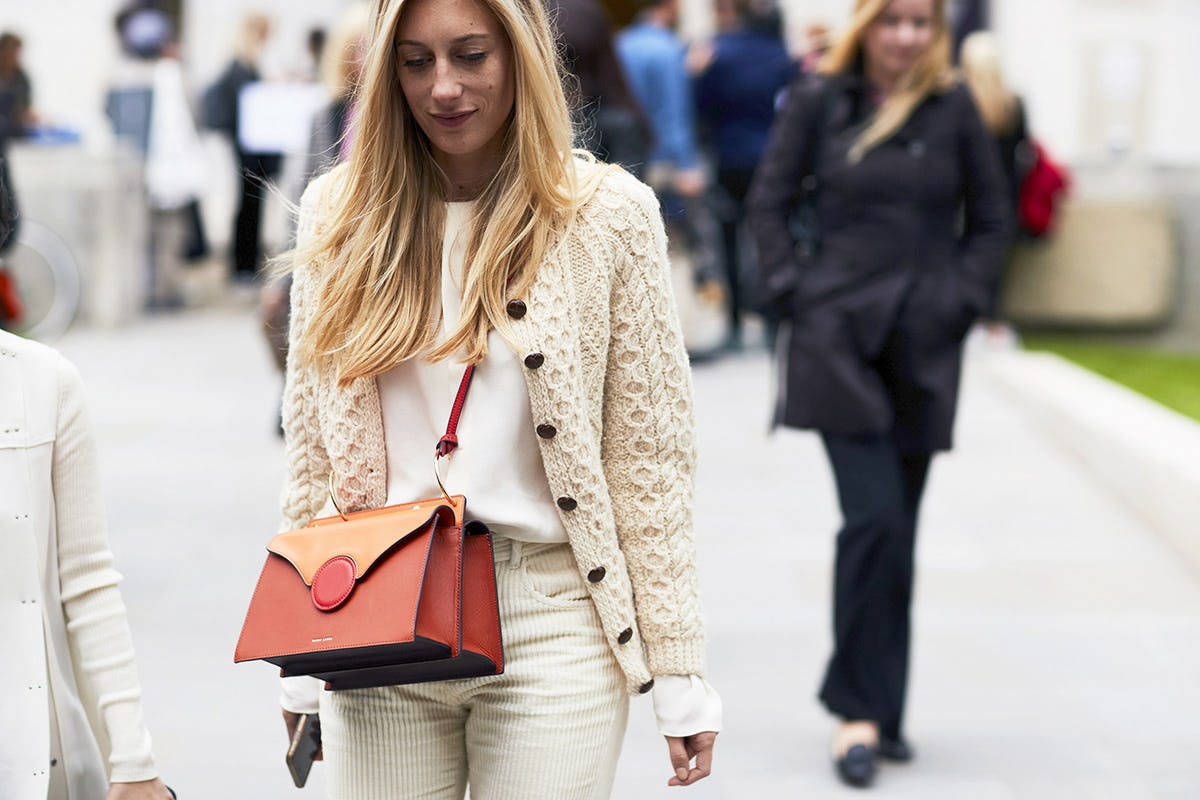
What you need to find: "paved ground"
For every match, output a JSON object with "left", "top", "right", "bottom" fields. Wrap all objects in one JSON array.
[{"left": 54, "top": 307, "right": 1200, "bottom": 799}]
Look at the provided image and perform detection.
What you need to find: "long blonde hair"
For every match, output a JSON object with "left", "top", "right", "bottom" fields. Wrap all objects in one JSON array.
[
  {"left": 959, "top": 31, "right": 1019, "bottom": 136},
  {"left": 819, "top": 0, "right": 954, "bottom": 162},
  {"left": 291, "top": 0, "right": 604, "bottom": 386}
]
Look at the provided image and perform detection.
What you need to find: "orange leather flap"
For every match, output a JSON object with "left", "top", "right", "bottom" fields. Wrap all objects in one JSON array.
[{"left": 268, "top": 495, "right": 465, "bottom": 586}]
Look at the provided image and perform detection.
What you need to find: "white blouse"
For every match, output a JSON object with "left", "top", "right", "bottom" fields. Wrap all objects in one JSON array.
[
  {"left": 377, "top": 202, "right": 569, "bottom": 542},
  {"left": 370, "top": 202, "right": 722, "bottom": 738}
]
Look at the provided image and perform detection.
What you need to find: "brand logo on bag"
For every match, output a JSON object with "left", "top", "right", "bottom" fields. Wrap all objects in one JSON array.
[{"left": 311, "top": 636, "right": 334, "bottom": 643}]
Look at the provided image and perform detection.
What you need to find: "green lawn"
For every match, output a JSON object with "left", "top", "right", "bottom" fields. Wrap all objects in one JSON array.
[{"left": 1023, "top": 338, "right": 1200, "bottom": 423}]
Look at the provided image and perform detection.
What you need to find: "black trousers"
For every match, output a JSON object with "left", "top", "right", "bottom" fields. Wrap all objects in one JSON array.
[
  {"left": 233, "top": 150, "right": 281, "bottom": 277},
  {"left": 715, "top": 166, "right": 757, "bottom": 335},
  {"left": 818, "top": 431, "right": 932, "bottom": 741}
]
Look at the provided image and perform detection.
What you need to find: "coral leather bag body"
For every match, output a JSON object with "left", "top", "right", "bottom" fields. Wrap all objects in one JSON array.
[{"left": 234, "top": 366, "right": 503, "bottom": 690}]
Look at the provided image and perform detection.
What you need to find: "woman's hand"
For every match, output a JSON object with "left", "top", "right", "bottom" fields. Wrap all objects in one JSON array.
[
  {"left": 105, "top": 777, "right": 173, "bottom": 799},
  {"left": 283, "top": 709, "right": 323, "bottom": 761},
  {"left": 664, "top": 731, "right": 717, "bottom": 787}
]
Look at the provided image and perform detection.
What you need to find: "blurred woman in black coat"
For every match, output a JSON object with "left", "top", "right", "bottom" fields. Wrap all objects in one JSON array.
[{"left": 747, "top": 0, "right": 1009, "bottom": 787}]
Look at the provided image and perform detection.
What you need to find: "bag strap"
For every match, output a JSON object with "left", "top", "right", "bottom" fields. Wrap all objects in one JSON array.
[
  {"left": 435, "top": 365, "right": 476, "bottom": 457},
  {"left": 329, "top": 364, "right": 475, "bottom": 519}
]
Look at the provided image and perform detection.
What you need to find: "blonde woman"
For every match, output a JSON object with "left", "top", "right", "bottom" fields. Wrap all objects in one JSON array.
[
  {"left": 272, "top": 0, "right": 721, "bottom": 796},
  {"left": 747, "top": 0, "right": 1009, "bottom": 787},
  {"left": 0, "top": 329, "right": 173, "bottom": 800},
  {"left": 960, "top": 30, "right": 1029, "bottom": 333}
]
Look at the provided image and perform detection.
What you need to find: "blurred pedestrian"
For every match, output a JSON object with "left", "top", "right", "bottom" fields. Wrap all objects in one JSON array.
[
  {"left": 617, "top": 0, "right": 726, "bottom": 360},
  {"left": 303, "top": 3, "right": 372, "bottom": 186},
  {"left": 305, "top": 27, "right": 327, "bottom": 82},
  {"left": 693, "top": 0, "right": 796, "bottom": 350},
  {"left": 616, "top": 0, "right": 705, "bottom": 199},
  {"left": 106, "top": 3, "right": 208, "bottom": 310},
  {"left": 0, "top": 30, "right": 34, "bottom": 256},
  {"left": 0, "top": 153, "right": 17, "bottom": 328},
  {"left": 0, "top": 329, "right": 174, "bottom": 800},
  {"left": 747, "top": 0, "right": 1009, "bottom": 787},
  {"left": 960, "top": 30, "right": 1028, "bottom": 343},
  {"left": 203, "top": 13, "right": 281, "bottom": 283},
  {"left": 801, "top": 21, "right": 832, "bottom": 73},
  {"left": 259, "top": 2, "right": 372, "bottom": 399},
  {"left": 274, "top": 0, "right": 720, "bottom": 795},
  {"left": 547, "top": 0, "right": 652, "bottom": 178}
]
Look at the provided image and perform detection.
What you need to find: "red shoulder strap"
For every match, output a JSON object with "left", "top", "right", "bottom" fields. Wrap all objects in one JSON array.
[{"left": 435, "top": 365, "right": 475, "bottom": 457}]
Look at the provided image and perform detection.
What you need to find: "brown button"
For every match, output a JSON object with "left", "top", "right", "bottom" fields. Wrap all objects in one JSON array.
[
  {"left": 536, "top": 423, "right": 557, "bottom": 439},
  {"left": 639, "top": 679, "right": 655, "bottom": 694},
  {"left": 506, "top": 299, "right": 527, "bottom": 319},
  {"left": 617, "top": 627, "right": 633, "bottom": 645},
  {"left": 556, "top": 496, "right": 577, "bottom": 511},
  {"left": 587, "top": 566, "right": 606, "bottom": 583},
  {"left": 523, "top": 352, "right": 545, "bottom": 369}
]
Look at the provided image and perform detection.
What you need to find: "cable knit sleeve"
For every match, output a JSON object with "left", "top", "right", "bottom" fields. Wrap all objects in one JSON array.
[
  {"left": 53, "top": 357, "right": 158, "bottom": 783},
  {"left": 279, "top": 177, "right": 334, "bottom": 533},
  {"left": 276, "top": 175, "right": 337, "bottom": 714},
  {"left": 599, "top": 176, "right": 706, "bottom": 677}
]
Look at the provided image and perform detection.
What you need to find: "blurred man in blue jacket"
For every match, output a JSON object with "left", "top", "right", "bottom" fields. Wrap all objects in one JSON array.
[{"left": 617, "top": 0, "right": 704, "bottom": 199}]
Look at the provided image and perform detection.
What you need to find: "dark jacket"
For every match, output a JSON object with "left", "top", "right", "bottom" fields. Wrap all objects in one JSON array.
[
  {"left": 694, "top": 28, "right": 796, "bottom": 171},
  {"left": 747, "top": 73, "right": 1010, "bottom": 452}
]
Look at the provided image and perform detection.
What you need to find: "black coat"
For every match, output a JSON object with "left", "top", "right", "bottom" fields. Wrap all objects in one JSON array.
[{"left": 747, "top": 73, "right": 1011, "bottom": 452}]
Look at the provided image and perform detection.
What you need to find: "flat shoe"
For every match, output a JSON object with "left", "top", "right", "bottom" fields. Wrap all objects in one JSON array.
[
  {"left": 834, "top": 743, "right": 877, "bottom": 788},
  {"left": 877, "top": 737, "right": 913, "bottom": 762}
]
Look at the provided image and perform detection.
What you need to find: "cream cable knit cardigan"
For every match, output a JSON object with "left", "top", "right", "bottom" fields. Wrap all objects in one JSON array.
[{"left": 281, "top": 161, "right": 706, "bottom": 695}]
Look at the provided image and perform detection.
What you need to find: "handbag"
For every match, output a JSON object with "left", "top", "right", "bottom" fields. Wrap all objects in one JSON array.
[
  {"left": 1017, "top": 139, "right": 1070, "bottom": 238},
  {"left": 234, "top": 366, "right": 504, "bottom": 690}
]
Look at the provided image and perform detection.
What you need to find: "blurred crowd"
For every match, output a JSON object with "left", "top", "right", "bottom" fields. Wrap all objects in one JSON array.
[
  {"left": 0, "top": 0, "right": 1081, "bottom": 796},
  {"left": 0, "top": 0, "right": 1038, "bottom": 355}
]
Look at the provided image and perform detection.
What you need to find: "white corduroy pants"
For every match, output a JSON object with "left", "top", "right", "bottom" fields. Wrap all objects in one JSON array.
[{"left": 319, "top": 539, "right": 629, "bottom": 800}]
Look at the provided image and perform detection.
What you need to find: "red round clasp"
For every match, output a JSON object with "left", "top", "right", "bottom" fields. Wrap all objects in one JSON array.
[{"left": 311, "top": 555, "right": 357, "bottom": 611}]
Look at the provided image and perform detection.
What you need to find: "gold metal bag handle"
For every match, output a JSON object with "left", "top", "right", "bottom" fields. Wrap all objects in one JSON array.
[
  {"left": 328, "top": 458, "right": 455, "bottom": 522},
  {"left": 434, "top": 452, "right": 454, "bottom": 507},
  {"left": 328, "top": 471, "right": 349, "bottom": 521}
]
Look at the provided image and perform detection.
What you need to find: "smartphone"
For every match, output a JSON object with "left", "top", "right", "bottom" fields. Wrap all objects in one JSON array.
[{"left": 286, "top": 714, "right": 322, "bottom": 788}]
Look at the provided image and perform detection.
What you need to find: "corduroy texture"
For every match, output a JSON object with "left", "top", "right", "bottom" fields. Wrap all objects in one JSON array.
[
  {"left": 319, "top": 539, "right": 628, "bottom": 800},
  {"left": 282, "top": 160, "right": 706, "bottom": 694}
]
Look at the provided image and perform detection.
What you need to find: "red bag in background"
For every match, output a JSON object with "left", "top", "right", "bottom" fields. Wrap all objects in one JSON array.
[
  {"left": 1017, "top": 140, "right": 1070, "bottom": 238},
  {"left": 0, "top": 269, "right": 24, "bottom": 323}
]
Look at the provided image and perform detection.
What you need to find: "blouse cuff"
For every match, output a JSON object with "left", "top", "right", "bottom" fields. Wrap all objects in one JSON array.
[
  {"left": 651, "top": 674, "right": 723, "bottom": 738},
  {"left": 279, "top": 675, "right": 322, "bottom": 715}
]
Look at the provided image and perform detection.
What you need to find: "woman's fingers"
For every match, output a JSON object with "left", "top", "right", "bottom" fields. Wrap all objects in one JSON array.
[{"left": 665, "top": 732, "right": 717, "bottom": 786}]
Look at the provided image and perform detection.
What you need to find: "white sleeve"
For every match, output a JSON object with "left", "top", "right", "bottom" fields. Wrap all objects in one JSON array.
[
  {"left": 53, "top": 358, "right": 159, "bottom": 782},
  {"left": 279, "top": 675, "right": 323, "bottom": 715},
  {"left": 651, "top": 674, "right": 723, "bottom": 738}
]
